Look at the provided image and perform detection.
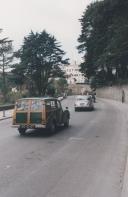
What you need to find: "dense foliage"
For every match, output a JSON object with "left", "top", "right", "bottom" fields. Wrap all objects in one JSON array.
[
  {"left": 12, "top": 30, "right": 68, "bottom": 96},
  {"left": 0, "top": 29, "right": 13, "bottom": 101},
  {"left": 52, "top": 78, "right": 68, "bottom": 95},
  {"left": 78, "top": 0, "right": 128, "bottom": 86}
]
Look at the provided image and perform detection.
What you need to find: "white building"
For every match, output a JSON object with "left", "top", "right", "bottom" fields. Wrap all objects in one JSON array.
[{"left": 62, "top": 63, "right": 86, "bottom": 84}]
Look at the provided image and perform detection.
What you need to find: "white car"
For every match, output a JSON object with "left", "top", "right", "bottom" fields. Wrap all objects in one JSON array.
[
  {"left": 57, "top": 96, "right": 63, "bottom": 101},
  {"left": 74, "top": 95, "right": 94, "bottom": 111}
]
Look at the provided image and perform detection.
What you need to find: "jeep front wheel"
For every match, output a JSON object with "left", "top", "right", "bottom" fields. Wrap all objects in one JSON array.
[
  {"left": 64, "top": 118, "right": 69, "bottom": 128},
  {"left": 48, "top": 121, "right": 56, "bottom": 133}
]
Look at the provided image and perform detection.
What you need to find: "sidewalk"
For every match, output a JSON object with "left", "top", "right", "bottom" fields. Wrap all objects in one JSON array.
[{"left": 0, "top": 109, "right": 13, "bottom": 120}]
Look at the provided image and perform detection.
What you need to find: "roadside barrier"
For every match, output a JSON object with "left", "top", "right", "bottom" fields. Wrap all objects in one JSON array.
[{"left": 0, "top": 105, "right": 14, "bottom": 119}]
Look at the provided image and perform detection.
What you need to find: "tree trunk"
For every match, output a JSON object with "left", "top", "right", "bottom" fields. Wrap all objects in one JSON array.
[{"left": 2, "top": 54, "right": 7, "bottom": 103}]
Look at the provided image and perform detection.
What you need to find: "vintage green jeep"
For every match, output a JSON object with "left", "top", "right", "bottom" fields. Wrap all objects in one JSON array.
[{"left": 12, "top": 97, "right": 70, "bottom": 135}]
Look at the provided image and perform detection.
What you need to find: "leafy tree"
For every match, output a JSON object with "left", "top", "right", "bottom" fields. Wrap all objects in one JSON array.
[
  {"left": 46, "top": 84, "right": 56, "bottom": 97},
  {"left": 55, "top": 78, "right": 68, "bottom": 94},
  {"left": 10, "top": 63, "right": 26, "bottom": 92},
  {"left": 77, "top": 0, "right": 128, "bottom": 85},
  {"left": 0, "top": 29, "right": 13, "bottom": 101},
  {"left": 13, "top": 30, "right": 68, "bottom": 96}
]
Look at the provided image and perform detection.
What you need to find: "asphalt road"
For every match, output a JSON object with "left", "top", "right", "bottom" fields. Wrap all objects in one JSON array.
[{"left": 0, "top": 96, "right": 128, "bottom": 197}]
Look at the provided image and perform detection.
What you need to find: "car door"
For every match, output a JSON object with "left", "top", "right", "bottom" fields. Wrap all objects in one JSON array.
[{"left": 45, "top": 100, "right": 56, "bottom": 124}]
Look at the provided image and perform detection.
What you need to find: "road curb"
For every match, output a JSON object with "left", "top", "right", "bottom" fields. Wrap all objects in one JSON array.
[
  {"left": 121, "top": 152, "right": 128, "bottom": 197},
  {"left": 99, "top": 98, "right": 128, "bottom": 197}
]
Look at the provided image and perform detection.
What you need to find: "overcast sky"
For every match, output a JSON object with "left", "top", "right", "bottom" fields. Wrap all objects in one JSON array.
[{"left": 0, "top": 0, "right": 92, "bottom": 63}]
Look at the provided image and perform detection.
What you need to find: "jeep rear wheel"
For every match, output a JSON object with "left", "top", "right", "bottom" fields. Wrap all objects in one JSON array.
[{"left": 18, "top": 128, "right": 26, "bottom": 135}]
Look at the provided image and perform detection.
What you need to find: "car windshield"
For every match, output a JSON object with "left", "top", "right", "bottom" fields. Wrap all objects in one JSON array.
[{"left": 76, "top": 96, "right": 90, "bottom": 101}]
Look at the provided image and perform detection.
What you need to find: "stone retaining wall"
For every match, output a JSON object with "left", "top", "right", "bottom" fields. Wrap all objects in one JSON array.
[{"left": 96, "top": 85, "right": 128, "bottom": 103}]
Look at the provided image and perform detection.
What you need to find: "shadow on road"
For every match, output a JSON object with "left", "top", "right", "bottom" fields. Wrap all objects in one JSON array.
[
  {"left": 74, "top": 107, "right": 100, "bottom": 112},
  {"left": 16, "top": 126, "right": 72, "bottom": 138}
]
